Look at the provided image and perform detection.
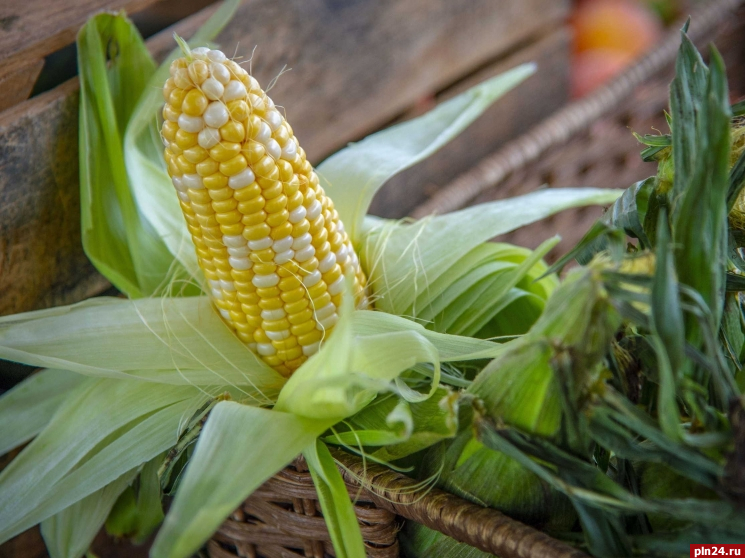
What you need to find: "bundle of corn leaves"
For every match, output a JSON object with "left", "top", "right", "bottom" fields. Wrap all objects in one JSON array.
[
  {"left": 0, "top": 4, "right": 620, "bottom": 558},
  {"left": 400, "top": 23, "right": 745, "bottom": 558}
]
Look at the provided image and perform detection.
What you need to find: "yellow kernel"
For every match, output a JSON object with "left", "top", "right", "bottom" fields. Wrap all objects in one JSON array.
[
  {"left": 176, "top": 156, "right": 197, "bottom": 174},
  {"left": 292, "top": 220, "right": 311, "bottom": 237},
  {"left": 301, "top": 257, "right": 319, "bottom": 273},
  {"left": 203, "top": 173, "right": 229, "bottom": 190},
  {"left": 247, "top": 114, "right": 262, "bottom": 138},
  {"left": 277, "top": 347, "right": 303, "bottom": 361},
  {"left": 311, "top": 228, "right": 328, "bottom": 247},
  {"left": 243, "top": 141, "right": 266, "bottom": 165},
  {"left": 182, "top": 89, "right": 208, "bottom": 116},
  {"left": 229, "top": 310, "right": 247, "bottom": 323},
  {"left": 254, "top": 263, "right": 277, "bottom": 276},
  {"left": 243, "top": 223, "right": 271, "bottom": 241},
  {"left": 266, "top": 210, "right": 289, "bottom": 227},
  {"left": 256, "top": 286, "right": 280, "bottom": 299},
  {"left": 213, "top": 257, "right": 231, "bottom": 272},
  {"left": 291, "top": 321, "right": 316, "bottom": 336},
  {"left": 265, "top": 195, "right": 287, "bottom": 214},
  {"left": 233, "top": 183, "right": 262, "bottom": 202},
  {"left": 227, "top": 100, "right": 249, "bottom": 121},
  {"left": 242, "top": 210, "right": 267, "bottom": 226},
  {"left": 288, "top": 308, "right": 313, "bottom": 325},
  {"left": 220, "top": 121, "right": 245, "bottom": 143},
  {"left": 281, "top": 287, "right": 306, "bottom": 304},
  {"left": 262, "top": 182, "right": 284, "bottom": 200},
  {"left": 285, "top": 298, "right": 309, "bottom": 314},
  {"left": 284, "top": 176, "right": 300, "bottom": 197},
  {"left": 298, "top": 329, "right": 323, "bottom": 345},
  {"left": 254, "top": 329, "right": 270, "bottom": 344},
  {"left": 250, "top": 248, "right": 275, "bottom": 263},
  {"left": 210, "top": 142, "right": 241, "bottom": 162},
  {"left": 220, "top": 155, "right": 248, "bottom": 177},
  {"left": 264, "top": 318, "right": 290, "bottom": 332},
  {"left": 315, "top": 243, "right": 331, "bottom": 261},
  {"left": 253, "top": 155, "right": 276, "bottom": 178},
  {"left": 162, "top": 120, "right": 179, "bottom": 142},
  {"left": 190, "top": 200, "right": 212, "bottom": 214},
  {"left": 322, "top": 265, "right": 343, "bottom": 285},
  {"left": 273, "top": 125, "right": 290, "bottom": 146},
  {"left": 215, "top": 210, "right": 242, "bottom": 225},
  {"left": 286, "top": 357, "right": 306, "bottom": 370},
  {"left": 276, "top": 160, "right": 293, "bottom": 182},
  {"left": 188, "top": 60, "right": 210, "bottom": 85},
  {"left": 279, "top": 276, "right": 302, "bottom": 292},
  {"left": 233, "top": 270, "right": 255, "bottom": 284},
  {"left": 188, "top": 189, "right": 212, "bottom": 204},
  {"left": 183, "top": 145, "right": 208, "bottom": 164},
  {"left": 287, "top": 191, "right": 304, "bottom": 211},
  {"left": 196, "top": 247, "right": 211, "bottom": 260},
  {"left": 238, "top": 196, "right": 265, "bottom": 214},
  {"left": 212, "top": 198, "right": 238, "bottom": 213},
  {"left": 220, "top": 223, "right": 244, "bottom": 236},
  {"left": 168, "top": 88, "right": 187, "bottom": 109},
  {"left": 273, "top": 337, "right": 298, "bottom": 351},
  {"left": 258, "top": 297, "right": 284, "bottom": 310},
  {"left": 313, "top": 292, "right": 332, "bottom": 308},
  {"left": 271, "top": 222, "right": 293, "bottom": 240},
  {"left": 248, "top": 93, "right": 266, "bottom": 114},
  {"left": 307, "top": 282, "right": 327, "bottom": 300},
  {"left": 257, "top": 177, "right": 281, "bottom": 192},
  {"left": 163, "top": 78, "right": 176, "bottom": 101},
  {"left": 175, "top": 128, "right": 198, "bottom": 149},
  {"left": 263, "top": 355, "right": 282, "bottom": 367},
  {"left": 173, "top": 68, "right": 193, "bottom": 90},
  {"left": 197, "top": 158, "right": 219, "bottom": 177}
]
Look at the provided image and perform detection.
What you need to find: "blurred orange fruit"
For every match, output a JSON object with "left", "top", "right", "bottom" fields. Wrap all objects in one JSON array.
[
  {"left": 573, "top": 0, "right": 662, "bottom": 56},
  {"left": 571, "top": 49, "right": 635, "bottom": 97}
]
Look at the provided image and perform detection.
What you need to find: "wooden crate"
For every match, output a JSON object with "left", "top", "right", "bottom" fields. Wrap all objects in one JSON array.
[{"left": 0, "top": 0, "right": 570, "bottom": 317}]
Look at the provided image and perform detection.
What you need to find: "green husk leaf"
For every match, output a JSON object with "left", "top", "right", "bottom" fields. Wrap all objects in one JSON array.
[
  {"left": 150, "top": 401, "right": 333, "bottom": 558},
  {"left": 0, "top": 369, "right": 84, "bottom": 455},
  {"left": 77, "top": 13, "right": 174, "bottom": 297},
  {"left": 0, "top": 296, "right": 284, "bottom": 400},
  {"left": 41, "top": 470, "right": 136, "bottom": 558},
  {"left": 362, "top": 188, "right": 621, "bottom": 316},
  {"left": 304, "top": 440, "right": 365, "bottom": 558},
  {"left": 124, "top": 0, "right": 241, "bottom": 279},
  {"left": 0, "top": 380, "right": 198, "bottom": 543},
  {"left": 318, "top": 64, "right": 536, "bottom": 242}
]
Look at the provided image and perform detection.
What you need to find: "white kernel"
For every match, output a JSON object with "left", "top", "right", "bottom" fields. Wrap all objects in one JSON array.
[
  {"left": 201, "top": 77, "right": 224, "bottom": 101},
  {"left": 265, "top": 138, "right": 281, "bottom": 160},
  {"left": 248, "top": 237, "right": 273, "bottom": 251},
  {"left": 209, "top": 279, "right": 221, "bottom": 289},
  {"left": 295, "top": 244, "right": 315, "bottom": 263},
  {"left": 303, "top": 270, "right": 322, "bottom": 287},
  {"left": 288, "top": 206, "right": 306, "bottom": 224},
  {"left": 207, "top": 50, "right": 227, "bottom": 63},
  {"left": 223, "top": 80, "right": 247, "bottom": 102},
  {"left": 228, "top": 168, "right": 255, "bottom": 189},
  {"left": 210, "top": 62, "right": 231, "bottom": 84},
  {"left": 319, "top": 253, "right": 336, "bottom": 273},
  {"left": 220, "top": 280, "right": 236, "bottom": 291},
  {"left": 219, "top": 309, "right": 231, "bottom": 321},
  {"left": 337, "top": 221, "right": 345, "bottom": 234},
  {"left": 252, "top": 273, "right": 280, "bottom": 288},
  {"left": 306, "top": 200, "right": 322, "bottom": 220},
  {"left": 204, "top": 102, "right": 229, "bottom": 128},
  {"left": 211, "top": 288, "right": 224, "bottom": 300},
  {"left": 292, "top": 233, "right": 312, "bottom": 250},
  {"left": 165, "top": 108, "right": 179, "bottom": 122},
  {"left": 272, "top": 236, "right": 294, "bottom": 253},
  {"left": 177, "top": 191, "right": 190, "bottom": 202},
  {"left": 335, "top": 245, "right": 348, "bottom": 265},
  {"left": 281, "top": 139, "right": 297, "bottom": 160},
  {"left": 227, "top": 246, "right": 250, "bottom": 258},
  {"left": 317, "top": 313, "right": 339, "bottom": 330},
  {"left": 198, "top": 127, "right": 221, "bottom": 149},
  {"left": 266, "top": 96, "right": 275, "bottom": 109},
  {"left": 350, "top": 251, "right": 359, "bottom": 267},
  {"left": 261, "top": 308, "right": 286, "bottom": 321},
  {"left": 257, "top": 343, "right": 276, "bottom": 356},
  {"left": 328, "top": 276, "right": 345, "bottom": 296},
  {"left": 178, "top": 114, "right": 204, "bottom": 133},
  {"left": 172, "top": 176, "right": 185, "bottom": 191},
  {"left": 302, "top": 341, "right": 321, "bottom": 356},
  {"left": 255, "top": 122, "right": 271, "bottom": 144},
  {"left": 265, "top": 110, "right": 282, "bottom": 131},
  {"left": 182, "top": 174, "right": 204, "bottom": 189},
  {"left": 191, "top": 47, "right": 210, "bottom": 57},
  {"left": 274, "top": 249, "right": 295, "bottom": 264},
  {"left": 266, "top": 329, "right": 291, "bottom": 341},
  {"left": 229, "top": 256, "right": 252, "bottom": 270},
  {"left": 223, "top": 235, "right": 246, "bottom": 248},
  {"left": 314, "top": 303, "right": 336, "bottom": 320},
  {"left": 344, "top": 263, "right": 356, "bottom": 276}
]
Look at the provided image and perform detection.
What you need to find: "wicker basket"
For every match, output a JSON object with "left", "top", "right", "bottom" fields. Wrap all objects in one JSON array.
[{"left": 209, "top": 1, "right": 745, "bottom": 556}]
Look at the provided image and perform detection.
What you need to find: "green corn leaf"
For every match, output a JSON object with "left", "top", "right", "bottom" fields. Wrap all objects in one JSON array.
[
  {"left": 0, "top": 296, "right": 284, "bottom": 400},
  {"left": 151, "top": 401, "right": 333, "bottom": 558},
  {"left": 728, "top": 146, "right": 745, "bottom": 211},
  {"left": 304, "top": 440, "right": 366, "bottom": 558},
  {"left": 318, "top": 64, "right": 536, "bottom": 242},
  {"left": 0, "top": 380, "right": 199, "bottom": 543},
  {"left": 362, "top": 188, "right": 621, "bottom": 316},
  {"left": 0, "top": 369, "right": 83, "bottom": 455},
  {"left": 41, "top": 470, "right": 136, "bottom": 558},
  {"left": 124, "top": 0, "right": 240, "bottom": 279},
  {"left": 77, "top": 13, "right": 175, "bottom": 298}
]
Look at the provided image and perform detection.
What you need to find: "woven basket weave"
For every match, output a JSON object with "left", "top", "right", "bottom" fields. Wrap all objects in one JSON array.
[{"left": 209, "top": 1, "right": 745, "bottom": 556}]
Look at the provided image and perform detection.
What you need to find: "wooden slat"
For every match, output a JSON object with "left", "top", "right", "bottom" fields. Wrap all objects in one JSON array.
[
  {"left": 0, "top": 0, "right": 568, "bottom": 316},
  {"left": 369, "top": 27, "right": 572, "bottom": 218}
]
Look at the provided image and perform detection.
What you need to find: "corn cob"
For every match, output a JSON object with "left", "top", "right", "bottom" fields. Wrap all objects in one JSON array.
[{"left": 161, "top": 46, "right": 368, "bottom": 376}]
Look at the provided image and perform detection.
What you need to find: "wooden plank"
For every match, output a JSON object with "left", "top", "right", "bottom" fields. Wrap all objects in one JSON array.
[
  {"left": 0, "top": 0, "right": 568, "bottom": 316},
  {"left": 0, "top": 56, "right": 44, "bottom": 113},
  {"left": 369, "top": 28, "right": 572, "bottom": 218}
]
